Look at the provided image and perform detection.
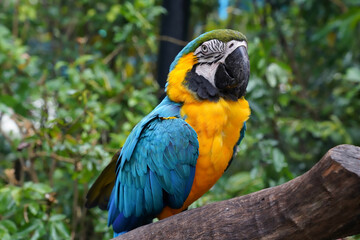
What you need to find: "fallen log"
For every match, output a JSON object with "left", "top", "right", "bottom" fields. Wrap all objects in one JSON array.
[{"left": 114, "top": 144, "right": 360, "bottom": 240}]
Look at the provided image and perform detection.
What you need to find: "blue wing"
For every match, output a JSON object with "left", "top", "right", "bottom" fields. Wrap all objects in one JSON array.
[
  {"left": 108, "top": 97, "right": 199, "bottom": 235},
  {"left": 225, "top": 122, "right": 247, "bottom": 171},
  {"left": 237, "top": 121, "right": 247, "bottom": 146}
]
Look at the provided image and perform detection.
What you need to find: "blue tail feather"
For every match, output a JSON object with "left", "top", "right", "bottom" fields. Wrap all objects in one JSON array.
[{"left": 109, "top": 190, "right": 152, "bottom": 237}]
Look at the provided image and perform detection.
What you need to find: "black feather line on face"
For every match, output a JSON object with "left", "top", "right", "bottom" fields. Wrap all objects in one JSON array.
[
  {"left": 184, "top": 64, "right": 246, "bottom": 102},
  {"left": 183, "top": 66, "right": 220, "bottom": 102}
]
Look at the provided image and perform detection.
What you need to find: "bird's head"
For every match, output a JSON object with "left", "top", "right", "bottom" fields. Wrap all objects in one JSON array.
[{"left": 166, "top": 29, "right": 250, "bottom": 103}]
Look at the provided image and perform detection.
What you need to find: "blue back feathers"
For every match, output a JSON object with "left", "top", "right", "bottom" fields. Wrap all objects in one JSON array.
[{"left": 108, "top": 97, "right": 199, "bottom": 235}]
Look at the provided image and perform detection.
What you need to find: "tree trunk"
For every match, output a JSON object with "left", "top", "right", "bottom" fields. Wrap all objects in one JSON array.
[
  {"left": 157, "top": 0, "right": 190, "bottom": 90},
  {"left": 113, "top": 144, "right": 360, "bottom": 240}
]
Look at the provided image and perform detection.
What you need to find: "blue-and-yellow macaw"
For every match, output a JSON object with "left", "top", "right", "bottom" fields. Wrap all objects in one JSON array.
[{"left": 85, "top": 29, "right": 250, "bottom": 236}]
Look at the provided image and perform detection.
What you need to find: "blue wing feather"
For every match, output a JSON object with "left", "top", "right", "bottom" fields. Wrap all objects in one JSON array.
[
  {"left": 108, "top": 97, "right": 199, "bottom": 235},
  {"left": 238, "top": 122, "right": 246, "bottom": 146},
  {"left": 225, "top": 122, "right": 247, "bottom": 172}
]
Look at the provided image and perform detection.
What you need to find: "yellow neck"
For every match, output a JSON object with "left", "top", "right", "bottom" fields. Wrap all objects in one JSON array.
[{"left": 166, "top": 52, "right": 198, "bottom": 103}]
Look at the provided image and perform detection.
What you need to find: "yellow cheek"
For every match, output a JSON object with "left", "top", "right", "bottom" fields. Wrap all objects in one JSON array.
[{"left": 166, "top": 53, "right": 198, "bottom": 103}]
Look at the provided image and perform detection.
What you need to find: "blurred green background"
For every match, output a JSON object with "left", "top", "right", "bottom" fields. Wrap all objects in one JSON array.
[{"left": 0, "top": 0, "right": 359, "bottom": 239}]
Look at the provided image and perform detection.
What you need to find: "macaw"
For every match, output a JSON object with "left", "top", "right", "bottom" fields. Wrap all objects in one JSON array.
[{"left": 85, "top": 29, "right": 251, "bottom": 237}]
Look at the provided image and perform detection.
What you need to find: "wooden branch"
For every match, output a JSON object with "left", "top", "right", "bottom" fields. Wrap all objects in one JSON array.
[
  {"left": 114, "top": 144, "right": 360, "bottom": 240},
  {"left": 103, "top": 44, "right": 123, "bottom": 65},
  {"left": 158, "top": 35, "right": 188, "bottom": 46}
]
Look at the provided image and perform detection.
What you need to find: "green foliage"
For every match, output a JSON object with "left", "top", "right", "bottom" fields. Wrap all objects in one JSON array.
[
  {"left": 0, "top": 182, "right": 69, "bottom": 240},
  {"left": 0, "top": 0, "right": 161, "bottom": 239},
  {"left": 0, "top": 0, "right": 359, "bottom": 239}
]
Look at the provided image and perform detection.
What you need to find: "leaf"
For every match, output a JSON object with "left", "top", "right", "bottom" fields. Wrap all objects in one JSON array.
[
  {"left": 10, "top": 188, "right": 21, "bottom": 205},
  {"left": 54, "top": 61, "right": 68, "bottom": 70},
  {"left": 0, "top": 220, "right": 17, "bottom": 233},
  {"left": 28, "top": 203, "right": 39, "bottom": 216},
  {"left": 24, "top": 182, "right": 52, "bottom": 196},
  {"left": 0, "top": 188, "right": 14, "bottom": 213},
  {"left": 30, "top": 229, "right": 41, "bottom": 240},
  {"left": 0, "top": 95, "right": 17, "bottom": 108},
  {"left": 272, "top": 148, "right": 287, "bottom": 173},
  {"left": 266, "top": 63, "right": 289, "bottom": 88},
  {"left": 54, "top": 222, "right": 70, "bottom": 238},
  {"left": 225, "top": 172, "right": 264, "bottom": 195},
  {"left": 0, "top": 230, "right": 11, "bottom": 240},
  {"left": 74, "top": 55, "right": 94, "bottom": 65},
  {"left": 13, "top": 220, "right": 41, "bottom": 238},
  {"left": 344, "top": 67, "right": 360, "bottom": 82},
  {"left": 0, "top": 24, "right": 10, "bottom": 37},
  {"left": 50, "top": 223, "right": 59, "bottom": 240},
  {"left": 49, "top": 214, "right": 66, "bottom": 222}
]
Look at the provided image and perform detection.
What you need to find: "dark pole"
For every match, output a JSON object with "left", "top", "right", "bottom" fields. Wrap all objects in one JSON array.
[{"left": 157, "top": 0, "right": 190, "bottom": 94}]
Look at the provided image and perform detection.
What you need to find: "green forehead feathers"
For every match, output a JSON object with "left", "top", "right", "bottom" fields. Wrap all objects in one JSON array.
[
  {"left": 193, "top": 29, "right": 247, "bottom": 47},
  {"left": 170, "top": 29, "right": 247, "bottom": 71}
]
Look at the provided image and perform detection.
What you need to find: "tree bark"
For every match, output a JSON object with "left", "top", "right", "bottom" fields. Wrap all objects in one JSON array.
[{"left": 113, "top": 144, "right": 360, "bottom": 240}]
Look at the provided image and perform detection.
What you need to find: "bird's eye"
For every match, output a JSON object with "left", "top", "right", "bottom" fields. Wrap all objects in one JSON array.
[{"left": 201, "top": 44, "right": 208, "bottom": 53}]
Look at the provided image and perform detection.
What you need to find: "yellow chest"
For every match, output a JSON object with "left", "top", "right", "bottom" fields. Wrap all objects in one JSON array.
[
  {"left": 181, "top": 98, "right": 250, "bottom": 204},
  {"left": 158, "top": 98, "right": 250, "bottom": 219}
]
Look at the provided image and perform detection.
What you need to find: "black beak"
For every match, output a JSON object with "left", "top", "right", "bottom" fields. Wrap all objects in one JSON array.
[{"left": 215, "top": 46, "right": 250, "bottom": 99}]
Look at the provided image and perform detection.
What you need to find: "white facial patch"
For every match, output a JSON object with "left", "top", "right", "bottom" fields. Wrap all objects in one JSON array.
[{"left": 194, "top": 40, "right": 247, "bottom": 86}]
